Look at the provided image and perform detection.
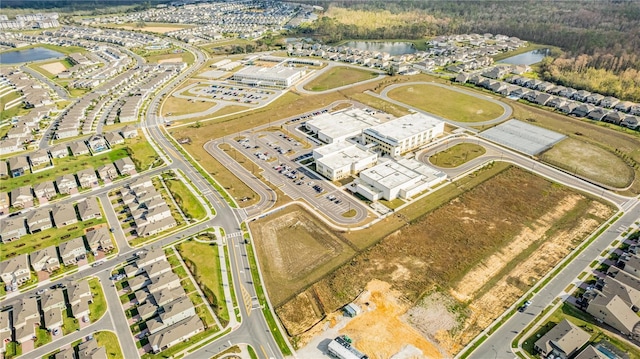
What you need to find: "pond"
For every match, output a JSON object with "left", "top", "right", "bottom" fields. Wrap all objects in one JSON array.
[
  {"left": 498, "top": 48, "right": 550, "bottom": 65},
  {"left": 343, "top": 41, "right": 417, "bottom": 55},
  {"left": 0, "top": 47, "right": 65, "bottom": 64}
]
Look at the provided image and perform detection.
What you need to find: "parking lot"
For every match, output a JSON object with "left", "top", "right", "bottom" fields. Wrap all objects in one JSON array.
[
  {"left": 175, "top": 81, "right": 281, "bottom": 107},
  {"left": 230, "top": 129, "right": 365, "bottom": 222}
]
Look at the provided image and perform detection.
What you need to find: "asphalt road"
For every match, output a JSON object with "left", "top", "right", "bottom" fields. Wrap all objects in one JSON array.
[{"left": 20, "top": 64, "right": 69, "bottom": 100}]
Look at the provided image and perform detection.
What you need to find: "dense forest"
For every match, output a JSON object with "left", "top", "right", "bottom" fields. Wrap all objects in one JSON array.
[{"left": 293, "top": 0, "right": 640, "bottom": 101}]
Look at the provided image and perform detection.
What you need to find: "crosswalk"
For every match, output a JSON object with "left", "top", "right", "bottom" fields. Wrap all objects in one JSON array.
[{"left": 225, "top": 231, "right": 243, "bottom": 239}]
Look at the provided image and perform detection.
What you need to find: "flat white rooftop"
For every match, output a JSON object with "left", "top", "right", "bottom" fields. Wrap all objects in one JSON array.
[
  {"left": 233, "top": 65, "right": 303, "bottom": 80},
  {"left": 364, "top": 113, "right": 443, "bottom": 144},
  {"left": 362, "top": 158, "right": 445, "bottom": 190},
  {"left": 317, "top": 143, "right": 375, "bottom": 168},
  {"left": 479, "top": 119, "right": 566, "bottom": 155},
  {"left": 307, "top": 108, "right": 380, "bottom": 141}
]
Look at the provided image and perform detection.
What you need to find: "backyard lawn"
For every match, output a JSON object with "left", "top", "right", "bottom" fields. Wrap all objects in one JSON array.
[
  {"left": 89, "top": 278, "right": 107, "bottom": 322},
  {"left": 95, "top": 331, "right": 124, "bottom": 359}
]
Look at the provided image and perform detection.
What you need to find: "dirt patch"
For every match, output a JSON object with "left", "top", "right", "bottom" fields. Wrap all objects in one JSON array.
[
  {"left": 251, "top": 205, "right": 356, "bottom": 306},
  {"left": 158, "top": 57, "right": 183, "bottom": 64},
  {"left": 339, "top": 280, "right": 443, "bottom": 359},
  {"left": 40, "top": 61, "right": 67, "bottom": 75},
  {"left": 277, "top": 291, "right": 324, "bottom": 336}
]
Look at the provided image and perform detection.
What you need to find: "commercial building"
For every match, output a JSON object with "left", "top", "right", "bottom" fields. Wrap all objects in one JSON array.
[
  {"left": 327, "top": 336, "right": 368, "bottom": 359},
  {"left": 362, "top": 113, "right": 444, "bottom": 157},
  {"left": 313, "top": 141, "right": 378, "bottom": 181},
  {"left": 231, "top": 65, "right": 305, "bottom": 88},
  {"left": 355, "top": 158, "right": 446, "bottom": 201},
  {"left": 305, "top": 108, "right": 380, "bottom": 144}
]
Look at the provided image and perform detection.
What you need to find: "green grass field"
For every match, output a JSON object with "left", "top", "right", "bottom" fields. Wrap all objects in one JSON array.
[
  {"left": 177, "top": 240, "right": 229, "bottom": 326},
  {"left": 164, "top": 176, "right": 206, "bottom": 220},
  {"left": 387, "top": 84, "right": 505, "bottom": 122},
  {"left": 429, "top": 143, "right": 487, "bottom": 168},
  {"left": 0, "top": 219, "right": 106, "bottom": 261},
  {"left": 541, "top": 138, "right": 633, "bottom": 188},
  {"left": 88, "top": 278, "right": 107, "bottom": 322},
  {"left": 95, "top": 331, "right": 124, "bottom": 359},
  {"left": 304, "top": 66, "right": 378, "bottom": 91}
]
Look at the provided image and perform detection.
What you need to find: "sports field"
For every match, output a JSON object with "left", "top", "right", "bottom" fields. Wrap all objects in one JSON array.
[{"left": 387, "top": 84, "right": 505, "bottom": 122}]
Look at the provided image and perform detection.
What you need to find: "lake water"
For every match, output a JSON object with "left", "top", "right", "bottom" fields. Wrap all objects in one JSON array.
[
  {"left": 1, "top": 47, "right": 65, "bottom": 64},
  {"left": 498, "top": 48, "right": 550, "bottom": 65},
  {"left": 343, "top": 41, "right": 417, "bottom": 55}
]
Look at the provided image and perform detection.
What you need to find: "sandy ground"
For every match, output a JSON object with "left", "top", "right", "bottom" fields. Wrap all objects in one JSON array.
[
  {"left": 158, "top": 57, "right": 184, "bottom": 64},
  {"left": 40, "top": 61, "right": 67, "bottom": 75}
]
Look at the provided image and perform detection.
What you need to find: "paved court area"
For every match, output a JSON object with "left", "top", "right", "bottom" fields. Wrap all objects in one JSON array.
[{"left": 479, "top": 119, "right": 566, "bottom": 155}]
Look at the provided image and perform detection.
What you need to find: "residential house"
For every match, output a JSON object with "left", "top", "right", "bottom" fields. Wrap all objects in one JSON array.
[
  {"left": 97, "top": 163, "right": 118, "bottom": 181},
  {"left": 54, "top": 348, "right": 75, "bottom": 359},
  {"left": 8, "top": 155, "right": 29, "bottom": 177},
  {"left": 0, "top": 192, "right": 8, "bottom": 215},
  {"left": 0, "top": 138, "right": 23, "bottom": 155},
  {"left": 10, "top": 185, "right": 33, "bottom": 209},
  {"left": 56, "top": 174, "right": 78, "bottom": 195},
  {"left": 559, "top": 102, "right": 579, "bottom": 114},
  {"left": 620, "top": 255, "right": 640, "bottom": 278},
  {"left": 152, "top": 286, "right": 186, "bottom": 307},
  {"left": 29, "top": 149, "right": 50, "bottom": 168},
  {"left": 586, "top": 93, "right": 605, "bottom": 105},
  {"left": 622, "top": 115, "right": 638, "bottom": 130},
  {"left": 1, "top": 217, "right": 27, "bottom": 242},
  {"left": 614, "top": 101, "right": 635, "bottom": 113},
  {"left": 149, "top": 316, "right": 204, "bottom": 354},
  {"left": 77, "top": 197, "right": 101, "bottom": 221},
  {"left": 534, "top": 93, "right": 554, "bottom": 106},
  {"left": 602, "top": 111, "right": 624, "bottom": 125},
  {"left": 601, "top": 96, "right": 620, "bottom": 108},
  {"left": 159, "top": 297, "right": 196, "bottom": 327},
  {"left": 0, "top": 311, "right": 10, "bottom": 354},
  {"left": 29, "top": 245, "right": 60, "bottom": 272},
  {"left": 571, "top": 104, "right": 595, "bottom": 118},
  {"left": 77, "top": 169, "right": 99, "bottom": 189},
  {"left": 114, "top": 156, "right": 136, "bottom": 176},
  {"left": 41, "top": 288, "right": 65, "bottom": 312},
  {"left": 87, "top": 135, "right": 108, "bottom": 153},
  {"left": 77, "top": 339, "right": 107, "bottom": 359},
  {"left": 26, "top": 207, "right": 52, "bottom": 233},
  {"left": 574, "top": 346, "right": 609, "bottom": 359},
  {"left": 49, "top": 144, "right": 69, "bottom": 159},
  {"left": 67, "top": 280, "right": 92, "bottom": 306},
  {"left": 587, "top": 108, "right": 608, "bottom": 121},
  {"left": 52, "top": 202, "right": 78, "bottom": 228},
  {"left": 43, "top": 307, "right": 63, "bottom": 332},
  {"left": 147, "top": 272, "right": 181, "bottom": 294},
  {"left": 69, "top": 141, "right": 90, "bottom": 157},
  {"left": 33, "top": 181, "right": 57, "bottom": 200},
  {"left": 128, "top": 177, "right": 153, "bottom": 191},
  {"left": 120, "top": 125, "right": 138, "bottom": 139},
  {"left": 144, "top": 260, "right": 172, "bottom": 279},
  {"left": 58, "top": 237, "right": 86, "bottom": 266},
  {"left": 0, "top": 161, "right": 7, "bottom": 179},
  {"left": 534, "top": 319, "right": 590, "bottom": 359},
  {"left": 127, "top": 274, "right": 150, "bottom": 292},
  {"left": 134, "top": 290, "right": 148, "bottom": 305},
  {"left": 0, "top": 254, "right": 30, "bottom": 286},
  {"left": 12, "top": 297, "right": 40, "bottom": 343},
  {"left": 136, "top": 247, "right": 166, "bottom": 268},
  {"left": 572, "top": 90, "right": 591, "bottom": 102},
  {"left": 548, "top": 97, "right": 566, "bottom": 109},
  {"left": 454, "top": 73, "right": 469, "bottom": 83},
  {"left": 631, "top": 104, "right": 640, "bottom": 116},
  {"left": 137, "top": 301, "right": 158, "bottom": 321},
  {"left": 137, "top": 217, "right": 177, "bottom": 237},
  {"left": 104, "top": 132, "right": 124, "bottom": 146},
  {"left": 586, "top": 292, "right": 640, "bottom": 338},
  {"left": 596, "top": 274, "right": 640, "bottom": 308},
  {"left": 85, "top": 227, "right": 113, "bottom": 255}
]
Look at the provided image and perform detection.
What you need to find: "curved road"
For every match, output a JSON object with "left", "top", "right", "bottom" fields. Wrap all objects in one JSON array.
[{"left": 374, "top": 81, "right": 513, "bottom": 128}]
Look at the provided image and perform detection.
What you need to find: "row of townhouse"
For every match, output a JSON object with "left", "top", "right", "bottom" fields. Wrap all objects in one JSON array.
[
  {"left": 1, "top": 126, "right": 137, "bottom": 180},
  {"left": 0, "top": 226, "right": 113, "bottom": 289},
  {"left": 0, "top": 280, "right": 93, "bottom": 354},
  {"left": 1, "top": 196, "right": 103, "bottom": 242},
  {"left": 0, "top": 155, "right": 135, "bottom": 216},
  {"left": 121, "top": 247, "right": 204, "bottom": 354},
  {"left": 456, "top": 74, "right": 639, "bottom": 130},
  {"left": 120, "top": 177, "right": 177, "bottom": 237}
]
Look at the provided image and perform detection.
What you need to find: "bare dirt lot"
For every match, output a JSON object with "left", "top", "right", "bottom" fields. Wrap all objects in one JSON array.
[
  {"left": 283, "top": 166, "right": 614, "bottom": 355},
  {"left": 40, "top": 61, "right": 67, "bottom": 75},
  {"left": 158, "top": 57, "right": 183, "bottom": 64},
  {"left": 251, "top": 205, "right": 356, "bottom": 307}
]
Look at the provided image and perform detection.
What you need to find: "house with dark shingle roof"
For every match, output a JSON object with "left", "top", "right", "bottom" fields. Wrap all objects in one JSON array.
[{"left": 534, "top": 319, "right": 590, "bottom": 359}]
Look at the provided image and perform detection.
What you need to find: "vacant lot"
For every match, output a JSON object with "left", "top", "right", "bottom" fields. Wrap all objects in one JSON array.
[
  {"left": 106, "top": 22, "right": 193, "bottom": 33},
  {"left": 251, "top": 205, "right": 356, "bottom": 308},
  {"left": 161, "top": 96, "right": 215, "bottom": 117},
  {"left": 429, "top": 143, "right": 486, "bottom": 168},
  {"left": 387, "top": 84, "right": 505, "bottom": 122},
  {"left": 278, "top": 167, "right": 613, "bottom": 352},
  {"left": 303, "top": 66, "right": 378, "bottom": 91},
  {"left": 164, "top": 174, "right": 206, "bottom": 220},
  {"left": 541, "top": 138, "right": 633, "bottom": 188}
]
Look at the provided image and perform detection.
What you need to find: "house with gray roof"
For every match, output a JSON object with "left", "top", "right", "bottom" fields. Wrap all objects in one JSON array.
[
  {"left": 68, "top": 280, "right": 91, "bottom": 306},
  {"left": 41, "top": 288, "right": 65, "bottom": 312},
  {"left": 104, "top": 132, "right": 124, "bottom": 146},
  {"left": 0, "top": 161, "right": 7, "bottom": 179},
  {"left": 0, "top": 311, "right": 10, "bottom": 355},
  {"left": 69, "top": 141, "right": 90, "bottom": 156},
  {"left": 56, "top": 174, "right": 78, "bottom": 195},
  {"left": 78, "top": 338, "right": 107, "bottom": 359},
  {"left": 26, "top": 207, "right": 52, "bottom": 233},
  {"left": 12, "top": 297, "right": 40, "bottom": 343},
  {"left": 33, "top": 181, "right": 57, "bottom": 200},
  {"left": 77, "top": 168, "right": 99, "bottom": 189},
  {"left": 8, "top": 155, "right": 29, "bottom": 177},
  {"left": 144, "top": 260, "right": 172, "bottom": 279},
  {"left": 0, "top": 254, "right": 30, "bottom": 286},
  {"left": 97, "top": 163, "right": 118, "bottom": 181},
  {"left": 534, "top": 319, "right": 590, "bottom": 359},
  {"left": 10, "top": 185, "right": 33, "bottom": 209},
  {"left": 54, "top": 348, "right": 75, "bottom": 359},
  {"left": 77, "top": 197, "right": 101, "bottom": 221},
  {"left": 127, "top": 274, "right": 150, "bottom": 292},
  {"left": 114, "top": 156, "right": 136, "bottom": 176},
  {"left": 29, "top": 149, "right": 51, "bottom": 168},
  {"left": 120, "top": 125, "right": 138, "bottom": 139},
  {"left": 136, "top": 247, "right": 166, "bottom": 268},
  {"left": 30, "top": 245, "right": 60, "bottom": 272},
  {"left": 159, "top": 297, "right": 196, "bottom": 327},
  {"left": 87, "top": 134, "right": 108, "bottom": 153},
  {"left": 586, "top": 292, "right": 640, "bottom": 338},
  {"left": 49, "top": 144, "right": 69, "bottom": 158},
  {"left": 0, "top": 192, "right": 8, "bottom": 215},
  {"left": 621, "top": 254, "right": 640, "bottom": 278},
  {"left": 152, "top": 286, "right": 186, "bottom": 307},
  {"left": 85, "top": 227, "right": 113, "bottom": 255},
  {"left": 43, "top": 306, "right": 63, "bottom": 332},
  {"left": 1, "top": 217, "right": 27, "bottom": 242},
  {"left": 138, "top": 217, "right": 177, "bottom": 237},
  {"left": 137, "top": 301, "right": 158, "bottom": 321},
  {"left": 58, "top": 237, "right": 86, "bottom": 266},
  {"left": 148, "top": 272, "right": 181, "bottom": 294},
  {"left": 52, "top": 202, "right": 78, "bottom": 228},
  {"left": 149, "top": 316, "right": 204, "bottom": 354},
  {"left": 574, "top": 346, "right": 608, "bottom": 359}
]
